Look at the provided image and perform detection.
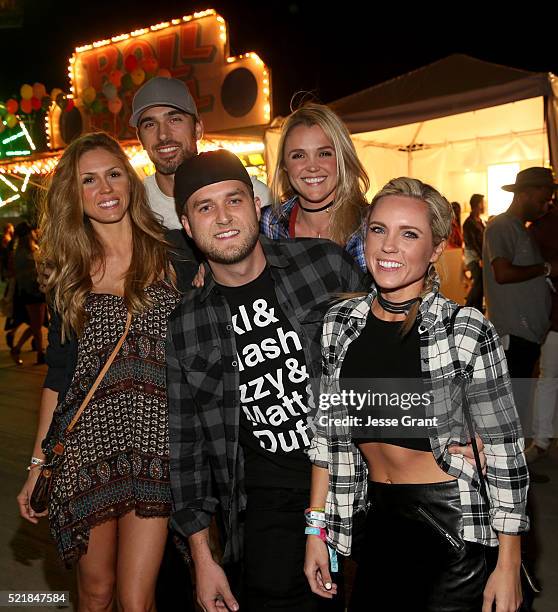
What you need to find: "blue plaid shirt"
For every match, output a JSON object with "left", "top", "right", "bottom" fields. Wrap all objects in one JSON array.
[{"left": 260, "top": 196, "right": 367, "bottom": 272}]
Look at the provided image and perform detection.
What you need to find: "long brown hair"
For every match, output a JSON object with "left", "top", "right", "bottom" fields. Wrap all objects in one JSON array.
[
  {"left": 271, "top": 103, "right": 369, "bottom": 245},
  {"left": 40, "top": 132, "right": 172, "bottom": 339}
]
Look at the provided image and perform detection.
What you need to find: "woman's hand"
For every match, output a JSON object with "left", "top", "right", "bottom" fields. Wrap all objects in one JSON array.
[
  {"left": 192, "top": 263, "right": 206, "bottom": 288},
  {"left": 448, "top": 434, "right": 487, "bottom": 474},
  {"left": 304, "top": 536, "right": 337, "bottom": 599},
  {"left": 482, "top": 563, "right": 522, "bottom": 612},
  {"left": 16, "top": 469, "right": 48, "bottom": 524}
]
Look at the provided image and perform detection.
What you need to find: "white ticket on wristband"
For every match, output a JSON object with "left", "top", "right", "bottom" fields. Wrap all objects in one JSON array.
[{"left": 306, "top": 510, "right": 326, "bottom": 520}]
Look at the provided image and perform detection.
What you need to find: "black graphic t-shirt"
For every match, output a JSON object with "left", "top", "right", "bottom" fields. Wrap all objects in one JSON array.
[{"left": 218, "top": 267, "right": 312, "bottom": 490}]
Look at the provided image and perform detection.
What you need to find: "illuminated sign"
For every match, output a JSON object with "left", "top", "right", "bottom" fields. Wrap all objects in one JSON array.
[{"left": 61, "top": 9, "right": 271, "bottom": 143}]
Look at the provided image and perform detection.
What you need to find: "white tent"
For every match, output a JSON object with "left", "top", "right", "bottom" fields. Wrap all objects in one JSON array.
[
  {"left": 265, "top": 54, "right": 558, "bottom": 213},
  {"left": 264, "top": 55, "right": 558, "bottom": 302}
]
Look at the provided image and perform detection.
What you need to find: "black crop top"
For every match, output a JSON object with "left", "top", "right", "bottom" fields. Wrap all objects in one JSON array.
[{"left": 340, "top": 311, "right": 431, "bottom": 452}]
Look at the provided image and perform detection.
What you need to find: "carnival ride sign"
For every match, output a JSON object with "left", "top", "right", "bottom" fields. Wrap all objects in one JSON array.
[{"left": 64, "top": 9, "right": 271, "bottom": 142}]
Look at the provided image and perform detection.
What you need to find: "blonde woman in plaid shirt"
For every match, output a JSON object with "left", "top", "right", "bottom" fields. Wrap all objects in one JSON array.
[{"left": 304, "top": 178, "right": 529, "bottom": 612}]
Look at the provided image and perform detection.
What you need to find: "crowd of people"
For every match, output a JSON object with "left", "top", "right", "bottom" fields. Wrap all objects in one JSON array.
[{"left": 6, "top": 76, "right": 557, "bottom": 612}]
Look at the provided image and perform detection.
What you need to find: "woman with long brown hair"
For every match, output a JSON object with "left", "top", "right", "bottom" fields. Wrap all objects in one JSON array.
[
  {"left": 16, "top": 132, "right": 180, "bottom": 611},
  {"left": 262, "top": 103, "right": 370, "bottom": 270}
]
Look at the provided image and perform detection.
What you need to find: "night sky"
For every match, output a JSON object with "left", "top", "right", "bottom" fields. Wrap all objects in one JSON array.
[{"left": 2, "top": 1, "right": 558, "bottom": 117}]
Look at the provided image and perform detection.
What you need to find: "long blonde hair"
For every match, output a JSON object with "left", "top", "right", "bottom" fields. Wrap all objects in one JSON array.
[
  {"left": 271, "top": 103, "right": 369, "bottom": 245},
  {"left": 40, "top": 132, "right": 172, "bottom": 339},
  {"left": 368, "top": 177, "right": 452, "bottom": 334}
]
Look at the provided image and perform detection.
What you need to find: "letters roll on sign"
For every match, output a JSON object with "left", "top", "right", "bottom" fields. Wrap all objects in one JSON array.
[{"left": 51, "top": 10, "right": 271, "bottom": 146}]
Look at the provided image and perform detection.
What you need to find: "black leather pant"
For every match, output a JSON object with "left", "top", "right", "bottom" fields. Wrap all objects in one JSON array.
[{"left": 349, "top": 480, "right": 488, "bottom": 612}]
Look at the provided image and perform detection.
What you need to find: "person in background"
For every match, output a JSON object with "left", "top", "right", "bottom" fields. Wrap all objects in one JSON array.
[
  {"left": 0, "top": 223, "right": 14, "bottom": 281},
  {"left": 262, "top": 103, "right": 370, "bottom": 271},
  {"left": 483, "top": 167, "right": 557, "bottom": 483},
  {"left": 483, "top": 168, "right": 556, "bottom": 382},
  {"left": 527, "top": 199, "right": 558, "bottom": 461},
  {"left": 1, "top": 222, "right": 27, "bottom": 350},
  {"left": 463, "top": 194, "right": 486, "bottom": 311},
  {"left": 10, "top": 222, "right": 46, "bottom": 365},
  {"left": 447, "top": 201, "right": 463, "bottom": 248}
]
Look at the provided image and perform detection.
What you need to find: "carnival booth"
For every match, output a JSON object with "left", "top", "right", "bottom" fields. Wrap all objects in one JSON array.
[
  {"left": 0, "top": 9, "right": 271, "bottom": 217},
  {"left": 265, "top": 54, "right": 558, "bottom": 302}
]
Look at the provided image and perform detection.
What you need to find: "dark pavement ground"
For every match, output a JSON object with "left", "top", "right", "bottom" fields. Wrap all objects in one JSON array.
[{"left": 0, "top": 320, "right": 557, "bottom": 611}]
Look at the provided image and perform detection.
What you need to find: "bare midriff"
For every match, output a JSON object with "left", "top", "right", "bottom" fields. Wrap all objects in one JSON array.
[{"left": 359, "top": 442, "right": 457, "bottom": 484}]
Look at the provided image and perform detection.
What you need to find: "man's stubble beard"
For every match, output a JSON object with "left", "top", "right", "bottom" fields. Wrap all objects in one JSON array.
[
  {"left": 153, "top": 144, "right": 197, "bottom": 176},
  {"left": 154, "top": 152, "right": 186, "bottom": 176},
  {"left": 202, "top": 223, "right": 260, "bottom": 266}
]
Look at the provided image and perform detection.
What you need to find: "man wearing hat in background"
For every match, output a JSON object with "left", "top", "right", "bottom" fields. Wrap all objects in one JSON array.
[
  {"left": 167, "top": 148, "right": 366, "bottom": 612},
  {"left": 528, "top": 196, "right": 558, "bottom": 461},
  {"left": 483, "top": 167, "right": 558, "bottom": 481}
]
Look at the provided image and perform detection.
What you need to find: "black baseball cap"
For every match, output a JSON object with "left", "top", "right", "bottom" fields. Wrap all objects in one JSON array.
[{"left": 174, "top": 149, "right": 254, "bottom": 215}]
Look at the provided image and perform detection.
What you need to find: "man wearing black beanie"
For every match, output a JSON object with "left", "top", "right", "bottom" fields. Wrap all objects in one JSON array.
[{"left": 167, "top": 149, "right": 366, "bottom": 612}]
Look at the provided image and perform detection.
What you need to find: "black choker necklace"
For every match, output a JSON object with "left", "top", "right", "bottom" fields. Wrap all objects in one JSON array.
[
  {"left": 298, "top": 200, "right": 334, "bottom": 213},
  {"left": 377, "top": 293, "right": 420, "bottom": 314}
]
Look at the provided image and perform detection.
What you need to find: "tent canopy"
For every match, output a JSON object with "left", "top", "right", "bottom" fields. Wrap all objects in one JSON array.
[
  {"left": 329, "top": 54, "right": 553, "bottom": 133},
  {"left": 265, "top": 55, "right": 557, "bottom": 201},
  {"left": 264, "top": 55, "right": 558, "bottom": 304}
]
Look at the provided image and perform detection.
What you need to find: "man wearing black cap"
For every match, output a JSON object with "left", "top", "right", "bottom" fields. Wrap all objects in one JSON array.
[{"left": 166, "top": 149, "right": 366, "bottom": 612}]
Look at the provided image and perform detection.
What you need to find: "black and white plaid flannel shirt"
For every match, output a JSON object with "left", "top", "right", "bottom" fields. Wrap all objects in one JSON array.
[
  {"left": 309, "top": 282, "right": 530, "bottom": 556},
  {"left": 166, "top": 236, "right": 367, "bottom": 562}
]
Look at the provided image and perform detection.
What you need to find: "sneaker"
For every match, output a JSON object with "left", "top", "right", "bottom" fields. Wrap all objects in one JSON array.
[{"left": 525, "top": 443, "right": 549, "bottom": 464}]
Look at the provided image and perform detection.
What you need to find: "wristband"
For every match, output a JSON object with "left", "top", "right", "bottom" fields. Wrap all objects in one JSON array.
[
  {"left": 306, "top": 518, "right": 327, "bottom": 529},
  {"left": 27, "top": 456, "right": 45, "bottom": 471},
  {"left": 305, "top": 509, "right": 326, "bottom": 521},
  {"left": 305, "top": 526, "right": 327, "bottom": 541},
  {"left": 305, "top": 509, "right": 326, "bottom": 529},
  {"left": 544, "top": 262, "right": 552, "bottom": 277},
  {"left": 328, "top": 545, "right": 338, "bottom": 572}
]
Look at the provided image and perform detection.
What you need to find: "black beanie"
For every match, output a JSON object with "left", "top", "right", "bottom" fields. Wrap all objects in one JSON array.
[{"left": 174, "top": 149, "right": 254, "bottom": 216}]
